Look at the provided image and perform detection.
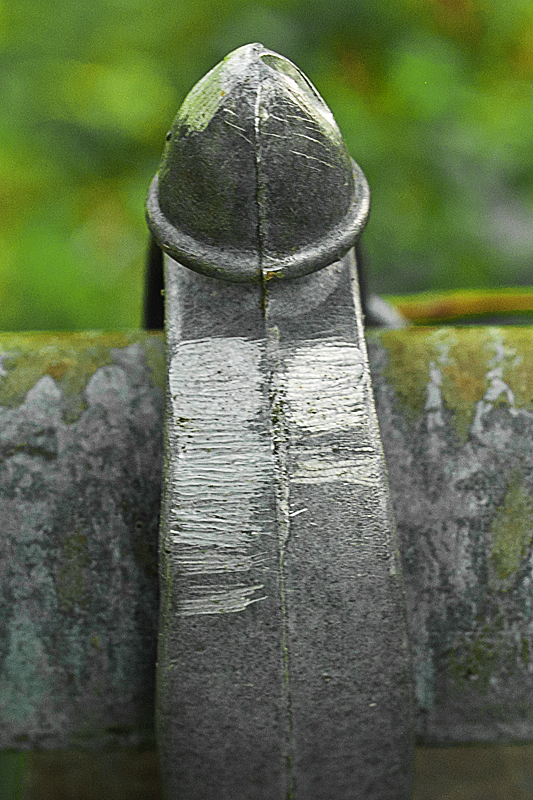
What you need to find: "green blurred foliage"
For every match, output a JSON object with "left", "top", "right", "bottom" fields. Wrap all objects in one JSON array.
[{"left": 0, "top": 0, "right": 532, "bottom": 330}]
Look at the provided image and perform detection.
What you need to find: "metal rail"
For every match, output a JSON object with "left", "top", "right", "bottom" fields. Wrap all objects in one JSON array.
[
  {"left": 149, "top": 44, "right": 413, "bottom": 799},
  {"left": 0, "top": 328, "right": 532, "bottom": 752}
]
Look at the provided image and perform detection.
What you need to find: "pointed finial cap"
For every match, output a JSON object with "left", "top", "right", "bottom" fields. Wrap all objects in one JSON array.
[{"left": 146, "top": 43, "right": 370, "bottom": 281}]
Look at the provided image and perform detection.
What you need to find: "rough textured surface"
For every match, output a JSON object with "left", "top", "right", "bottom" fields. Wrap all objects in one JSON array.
[
  {"left": 158, "top": 261, "right": 290, "bottom": 800},
  {"left": 157, "top": 251, "right": 414, "bottom": 800},
  {"left": 367, "top": 326, "right": 533, "bottom": 744},
  {"left": 0, "top": 332, "right": 164, "bottom": 750},
  {"left": 265, "top": 251, "right": 414, "bottom": 800},
  {"left": 2, "top": 327, "right": 533, "bottom": 753}
]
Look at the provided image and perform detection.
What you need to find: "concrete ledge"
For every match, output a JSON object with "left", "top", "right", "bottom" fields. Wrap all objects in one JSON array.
[
  {"left": 1, "top": 328, "right": 533, "bottom": 748},
  {"left": 0, "top": 332, "right": 164, "bottom": 750},
  {"left": 369, "top": 326, "right": 533, "bottom": 744}
]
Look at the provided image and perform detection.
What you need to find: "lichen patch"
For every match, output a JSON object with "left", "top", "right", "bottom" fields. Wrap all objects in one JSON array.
[{"left": 489, "top": 472, "right": 533, "bottom": 587}]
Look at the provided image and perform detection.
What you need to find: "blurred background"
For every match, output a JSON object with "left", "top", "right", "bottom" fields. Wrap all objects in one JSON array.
[
  {"left": 1, "top": 0, "right": 533, "bottom": 797},
  {"left": 1, "top": 0, "right": 532, "bottom": 331}
]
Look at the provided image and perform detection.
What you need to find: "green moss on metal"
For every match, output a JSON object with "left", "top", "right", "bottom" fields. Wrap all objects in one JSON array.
[
  {"left": 177, "top": 59, "right": 226, "bottom": 133},
  {"left": 56, "top": 530, "right": 91, "bottom": 612},
  {"left": 378, "top": 327, "right": 532, "bottom": 445},
  {"left": 379, "top": 327, "right": 438, "bottom": 421},
  {"left": 499, "top": 328, "right": 533, "bottom": 410},
  {"left": 0, "top": 332, "right": 126, "bottom": 409},
  {"left": 490, "top": 473, "right": 533, "bottom": 584},
  {"left": 441, "top": 328, "right": 489, "bottom": 444},
  {"left": 0, "top": 331, "right": 164, "bottom": 422},
  {"left": 448, "top": 608, "right": 531, "bottom": 694},
  {"left": 449, "top": 615, "right": 503, "bottom": 695},
  {"left": 379, "top": 327, "right": 486, "bottom": 442},
  {"left": 449, "top": 601, "right": 533, "bottom": 695}
]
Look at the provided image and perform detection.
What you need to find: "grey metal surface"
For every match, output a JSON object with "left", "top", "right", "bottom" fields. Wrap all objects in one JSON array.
[
  {"left": 150, "top": 42, "right": 412, "bottom": 800},
  {"left": 1, "top": 329, "right": 533, "bottom": 749},
  {"left": 157, "top": 261, "right": 288, "bottom": 799},
  {"left": 264, "top": 253, "right": 414, "bottom": 798},
  {"left": 146, "top": 43, "right": 369, "bottom": 282},
  {"left": 157, "top": 250, "right": 414, "bottom": 800}
]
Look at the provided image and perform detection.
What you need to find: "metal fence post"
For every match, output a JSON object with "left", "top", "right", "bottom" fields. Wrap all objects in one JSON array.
[{"left": 147, "top": 43, "right": 414, "bottom": 799}]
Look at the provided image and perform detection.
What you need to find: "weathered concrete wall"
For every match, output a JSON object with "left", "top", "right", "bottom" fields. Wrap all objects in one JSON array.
[
  {"left": 0, "top": 332, "right": 164, "bottom": 750},
  {"left": 368, "top": 326, "right": 533, "bottom": 744},
  {"left": 1, "top": 328, "right": 533, "bottom": 749}
]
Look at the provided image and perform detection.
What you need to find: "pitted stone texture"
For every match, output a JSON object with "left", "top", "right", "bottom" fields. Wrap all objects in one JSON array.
[
  {"left": 367, "top": 326, "right": 533, "bottom": 744},
  {"left": 0, "top": 333, "right": 164, "bottom": 750},
  {"left": 4, "top": 329, "right": 533, "bottom": 749}
]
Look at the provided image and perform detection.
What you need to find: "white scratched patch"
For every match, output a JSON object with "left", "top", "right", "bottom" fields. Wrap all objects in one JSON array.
[
  {"left": 174, "top": 546, "right": 267, "bottom": 574},
  {"left": 168, "top": 337, "right": 273, "bottom": 615},
  {"left": 282, "top": 341, "right": 380, "bottom": 485},
  {"left": 285, "top": 342, "right": 367, "bottom": 434},
  {"left": 292, "top": 452, "right": 382, "bottom": 485},
  {"left": 179, "top": 584, "right": 268, "bottom": 616}
]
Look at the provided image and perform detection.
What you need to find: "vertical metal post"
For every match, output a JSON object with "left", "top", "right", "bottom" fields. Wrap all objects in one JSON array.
[{"left": 147, "top": 43, "right": 414, "bottom": 799}]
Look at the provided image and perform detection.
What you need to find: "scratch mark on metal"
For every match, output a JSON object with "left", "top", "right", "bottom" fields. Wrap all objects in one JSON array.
[
  {"left": 289, "top": 507, "right": 308, "bottom": 517},
  {"left": 266, "top": 112, "right": 295, "bottom": 125},
  {"left": 292, "top": 453, "right": 382, "bottom": 485},
  {"left": 179, "top": 584, "right": 267, "bottom": 616},
  {"left": 293, "top": 131, "right": 328, "bottom": 147},
  {"left": 285, "top": 341, "right": 366, "bottom": 433},
  {"left": 173, "top": 545, "right": 268, "bottom": 573},
  {"left": 281, "top": 341, "right": 379, "bottom": 486},
  {"left": 223, "top": 118, "right": 253, "bottom": 145},
  {"left": 168, "top": 337, "right": 273, "bottom": 615},
  {"left": 289, "top": 150, "right": 336, "bottom": 169}
]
